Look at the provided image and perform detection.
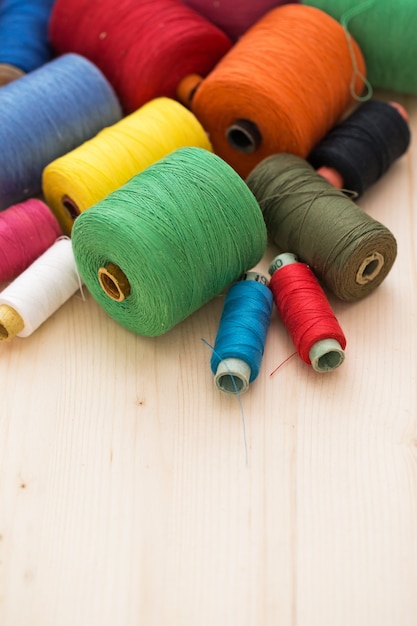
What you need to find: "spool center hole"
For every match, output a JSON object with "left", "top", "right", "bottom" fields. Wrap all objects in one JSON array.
[
  {"left": 362, "top": 259, "right": 379, "bottom": 277},
  {"left": 98, "top": 263, "right": 131, "bottom": 302},
  {"left": 0, "top": 324, "right": 9, "bottom": 340},
  {"left": 218, "top": 374, "right": 245, "bottom": 394},
  {"left": 317, "top": 350, "right": 343, "bottom": 372},
  {"left": 226, "top": 119, "right": 261, "bottom": 153},
  {"left": 62, "top": 195, "right": 80, "bottom": 221}
]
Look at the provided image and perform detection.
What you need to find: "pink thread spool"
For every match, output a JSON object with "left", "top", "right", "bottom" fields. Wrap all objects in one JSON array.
[
  {"left": 182, "top": 0, "right": 300, "bottom": 41},
  {"left": 0, "top": 198, "right": 62, "bottom": 284}
]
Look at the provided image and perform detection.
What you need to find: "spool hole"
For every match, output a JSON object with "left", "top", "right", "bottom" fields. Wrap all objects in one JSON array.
[
  {"left": 0, "top": 324, "right": 9, "bottom": 340},
  {"left": 317, "top": 350, "right": 344, "bottom": 372},
  {"left": 356, "top": 252, "right": 384, "bottom": 285},
  {"left": 217, "top": 373, "right": 246, "bottom": 394},
  {"left": 98, "top": 263, "right": 131, "bottom": 302},
  {"left": 226, "top": 119, "right": 261, "bottom": 153},
  {"left": 62, "top": 195, "right": 81, "bottom": 221}
]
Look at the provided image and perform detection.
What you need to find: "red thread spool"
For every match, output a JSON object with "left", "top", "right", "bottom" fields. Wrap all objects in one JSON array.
[
  {"left": 0, "top": 198, "right": 62, "bottom": 284},
  {"left": 49, "top": 0, "right": 232, "bottom": 113},
  {"left": 269, "top": 253, "right": 346, "bottom": 372}
]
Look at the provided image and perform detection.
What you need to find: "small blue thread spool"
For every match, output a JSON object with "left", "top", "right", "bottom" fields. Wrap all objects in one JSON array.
[
  {"left": 0, "top": 53, "right": 122, "bottom": 211},
  {"left": 210, "top": 271, "right": 274, "bottom": 394},
  {"left": 0, "top": 0, "right": 55, "bottom": 74}
]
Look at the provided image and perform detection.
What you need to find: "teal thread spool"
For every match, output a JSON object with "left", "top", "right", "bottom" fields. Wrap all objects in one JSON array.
[{"left": 71, "top": 147, "right": 267, "bottom": 336}]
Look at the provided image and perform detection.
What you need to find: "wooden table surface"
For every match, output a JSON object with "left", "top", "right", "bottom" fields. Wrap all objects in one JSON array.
[{"left": 1, "top": 91, "right": 417, "bottom": 626}]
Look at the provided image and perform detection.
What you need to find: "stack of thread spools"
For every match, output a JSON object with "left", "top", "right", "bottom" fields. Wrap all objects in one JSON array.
[{"left": 0, "top": 0, "right": 414, "bottom": 395}]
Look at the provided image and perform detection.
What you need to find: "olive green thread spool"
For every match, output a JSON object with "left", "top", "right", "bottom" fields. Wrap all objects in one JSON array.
[{"left": 246, "top": 153, "right": 397, "bottom": 301}]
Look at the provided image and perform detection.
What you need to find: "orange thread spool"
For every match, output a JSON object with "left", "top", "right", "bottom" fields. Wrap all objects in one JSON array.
[{"left": 190, "top": 4, "right": 366, "bottom": 178}]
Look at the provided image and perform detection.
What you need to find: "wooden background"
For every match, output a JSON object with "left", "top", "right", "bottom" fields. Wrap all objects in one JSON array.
[{"left": 1, "top": 90, "right": 416, "bottom": 626}]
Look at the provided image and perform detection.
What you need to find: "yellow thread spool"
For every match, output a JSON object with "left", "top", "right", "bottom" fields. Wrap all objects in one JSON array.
[{"left": 42, "top": 96, "right": 213, "bottom": 235}]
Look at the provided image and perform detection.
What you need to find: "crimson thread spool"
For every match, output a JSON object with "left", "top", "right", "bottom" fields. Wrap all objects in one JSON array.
[
  {"left": 309, "top": 99, "right": 411, "bottom": 197},
  {"left": 49, "top": 0, "right": 232, "bottom": 113},
  {"left": 0, "top": 199, "right": 62, "bottom": 284},
  {"left": 269, "top": 253, "right": 346, "bottom": 372},
  {"left": 187, "top": 3, "right": 366, "bottom": 178}
]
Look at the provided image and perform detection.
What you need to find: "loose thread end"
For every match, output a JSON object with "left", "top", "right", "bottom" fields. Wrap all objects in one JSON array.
[{"left": 0, "top": 304, "right": 25, "bottom": 342}]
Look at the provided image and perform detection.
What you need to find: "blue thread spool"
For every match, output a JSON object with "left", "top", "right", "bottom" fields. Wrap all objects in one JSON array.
[
  {"left": 0, "top": 53, "right": 122, "bottom": 211},
  {"left": 210, "top": 272, "right": 274, "bottom": 394},
  {"left": 0, "top": 0, "right": 55, "bottom": 75}
]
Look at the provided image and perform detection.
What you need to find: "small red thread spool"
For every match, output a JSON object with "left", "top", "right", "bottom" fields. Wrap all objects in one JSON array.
[
  {"left": 269, "top": 253, "right": 346, "bottom": 372},
  {"left": 49, "top": 0, "right": 232, "bottom": 113},
  {"left": 0, "top": 198, "right": 62, "bottom": 284}
]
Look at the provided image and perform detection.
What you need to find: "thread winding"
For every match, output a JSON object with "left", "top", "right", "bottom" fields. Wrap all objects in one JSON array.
[
  {"left": 246, "top": 153, "right": 397, "bottom": 301},
  {"left": 71, "top": 147, "right": 267, "bottom": 336},
  {"left": 309, "top": 99, "right": 411, "bottom": 197},
  {"left": 42, "top": 97, "right": 213, "bottom": 235},
  {"left": 0, "top": 0, "right": 54, "bottom": 75},
  {"left": 302, "top": 0, "right": 417, "bottom": 94},
  {"left": 0, "top": 199, "right": 62, "bottom": 284},
  {"left": 0, "top": 53, "right": 122, "bottom": 211},
  {"left": 268, "top": 253, "right": 346, "bottom": 371},
  {"left": 49, "top": 0, "right": 232, "bottom": 113},
  {"left": 190, "top": 3, "right": 366, "bottom": 178},
  {"left": 182, "top": 0, "right": 300, "bottom": 41},
  {"left": 210, "top": 272, "right": 274, "bottom": 394},
  {"left": 0, "top": 238, "right": 81, "bottom": 341}
]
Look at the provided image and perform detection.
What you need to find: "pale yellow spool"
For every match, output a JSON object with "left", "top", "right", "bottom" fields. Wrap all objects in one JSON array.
[{"left": 42, "top": 96, "right": 213, "bottom": 235}]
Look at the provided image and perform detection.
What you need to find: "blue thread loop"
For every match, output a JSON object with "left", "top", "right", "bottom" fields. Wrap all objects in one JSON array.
[{"left": 210, "top": 274, "right": 273, "bottom": 393}]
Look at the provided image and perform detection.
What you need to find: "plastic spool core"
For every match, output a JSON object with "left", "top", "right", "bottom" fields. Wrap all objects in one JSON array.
[
  {"left": 176, "top": 73, "right": 203, "bottom": 108},
  {"left": 356, "top": 252, "right": 384, "bottom": 285},
  {"left": 226, "top": 119, "right": 262, "bottom": 153},
  {"left": 215, "top": 358, "right": 251, "bottom": 394},
  {"left": 0, "top": 304, "right": 25, "bottom": 342},
  {"left": 309, "top": 339, "right": 345, "bottom": 373},
  {"left": 98, "top": 263, "right": 131, "bottom": 302},
  {"left": 62, "top": 195, "right": 81, "bottom": 221}
]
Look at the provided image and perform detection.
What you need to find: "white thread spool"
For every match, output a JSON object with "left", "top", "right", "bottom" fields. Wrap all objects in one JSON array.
[{"left": 0, "top": 238, "right": 81, "bottom": 341}]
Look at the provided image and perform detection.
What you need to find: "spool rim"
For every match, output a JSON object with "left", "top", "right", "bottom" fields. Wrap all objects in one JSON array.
[
  {"left": 215, "top": 358, "right": 251, "bottom": 394},
  {"left": 226, "top": 119, "right": 262, "bottom": 154},
  {"left": 309, "top": 339, "right": 345, "bottom": 372},
  {"left": 98, "top": 263, "right": 131, "bottom": 302},
  {"left": 355, "top": 251, "right": 385, "bottom": 285},
  {"left": 62, "top": 195, "right": 81, "bottom": 221}
]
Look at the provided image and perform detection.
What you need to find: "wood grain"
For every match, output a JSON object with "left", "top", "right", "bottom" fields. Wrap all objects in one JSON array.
[{"left": 0, "top": 91, "right": 416, "bottom": 626}]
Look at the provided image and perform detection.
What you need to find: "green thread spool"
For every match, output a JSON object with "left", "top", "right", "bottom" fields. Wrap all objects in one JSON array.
[
  {"left": 71, "top": 147, "right": 267, "bottom": 336},
  {"left": 246, "top": 153, "right": 397, "bottom": 302},
  {"left": 302, "top": 0, "right": 417, "bottom": 94}
]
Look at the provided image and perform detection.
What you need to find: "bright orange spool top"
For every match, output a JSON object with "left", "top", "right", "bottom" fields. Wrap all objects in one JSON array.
[{"left": 190, "top": 4, "right": 366, "bottom": 178}]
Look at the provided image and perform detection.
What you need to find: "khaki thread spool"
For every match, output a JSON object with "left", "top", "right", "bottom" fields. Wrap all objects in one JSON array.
[{"left": 246, "top": 153, "right": 397, "bottom": 301}]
